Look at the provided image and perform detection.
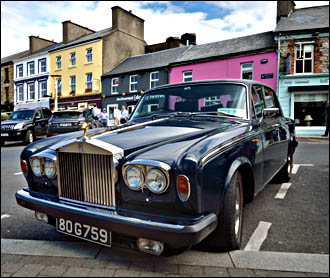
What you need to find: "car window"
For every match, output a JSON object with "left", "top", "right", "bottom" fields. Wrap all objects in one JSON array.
[
  {"left": 42, "top": 108, "right": 52, "bottom": 119},
  {"left": 52, "top": 112, "right": 81, "bottom": 119},
  {"left": 7, "top": 110, "right": 34, "bottom": 120},
  {"left": 251, "top": 85, "right": 264, "bottom": 118},
  {"left": 263, "top": 87, "right": 277, "bottom": 108},
  {"left": 35, "top": 110, "right": 43, "bottom": 119}
]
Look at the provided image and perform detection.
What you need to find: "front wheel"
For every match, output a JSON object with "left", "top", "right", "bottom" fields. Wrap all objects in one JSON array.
[
  {"left": 272, "top": 153, "right": 293, "bottom": 183},
  {"left": 24, "top": 130, "right": 34, "bottom": 145},
  {"left": 202, "top": 170, "right": 243, "bottom": 251}
]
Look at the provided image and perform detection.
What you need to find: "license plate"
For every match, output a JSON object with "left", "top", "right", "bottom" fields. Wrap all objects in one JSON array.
[
  {"left": 56, "top": 217, "right": 111, "bottom": 247},
  {"left": 60, "top": 123, "right": 71, "bottom": 127},
  {"left": 1, "top": 133, "right": 9, "bottom": 137}
]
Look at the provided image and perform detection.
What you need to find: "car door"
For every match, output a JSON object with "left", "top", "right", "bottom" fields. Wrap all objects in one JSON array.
[
  {"left": 262, "top": 86, "right": 285, "bottom": 183},
  {"left": 41, "top": 108, "right": 52, "bottom": 135},
  {"left": 34, "top": 109, "right": 44, "bottom": 136}
]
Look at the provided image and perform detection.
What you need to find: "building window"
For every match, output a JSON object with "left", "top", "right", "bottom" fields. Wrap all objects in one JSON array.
[
  {"left": 70, "top": 52, "right": 76, "bottom": 66},
  {"left": 241, "top": 62, "right": 253, "bottom": 80},
  {"left": 183, "top": 71, "right": 193, "bottom": 82},
  {"left": 57, "top": 79, "right": 62, "bottom": 95},
  {"left": 39, "top": 59, "right": 46, "bottom": 73},
  {"left": 27, "top": 62, "right": 35, "bottom": 75},
  {"left": 86, "top": 73, "right": 92, "bottom": 91},
  {"left": 17, "top": 65, "right": 23, "bottom": 78},
  {"left": 56, "top": 56, "right": 61, "bottom": 69},
  {"left": 295, "top": 44, "right": 313, "bottom": 74},
  {"left": 112, "top": 78, "right": 119, "bottom": 94},
  {"left": 130, "top": 75, "right": 138, "bottom": 92},
  {"left": 39, "top": 81, "right": 47, "bottom": 98},
  {"left": 70, "top": 76, "right": 76, "bottom": 92},
  {"left": 5, "top": 87, "right": 9, "bottom": 102},
  {"left": 5, "top": 68, "right": 9, "bottom": 83},
  {"left": 17, "top": 85, "right": 24, "bottom": 101},
  {"left": 150, "top": 71, "right": 159, "bottom": 88},
  {"left": 28, "top": 83, "right": 35, "bottom": 100},
  {"left": 86, "top": 48, "right": 92, "bottom": 63}
]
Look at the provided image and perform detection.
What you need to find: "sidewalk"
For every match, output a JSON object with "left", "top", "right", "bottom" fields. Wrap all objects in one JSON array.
[{"left": 1, "top": 239, "right": 329, "bottom": 277}]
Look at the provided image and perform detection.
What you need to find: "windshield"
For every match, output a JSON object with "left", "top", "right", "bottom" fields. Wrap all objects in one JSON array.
[
  {"left": 52, "top": 112, "right": 82, "bottom": 119},
  {"left": 7, "top": 110, "right": 34, "bottom": 121},
  {"left": 130, "top": 83, "right": 247, "bottom": 120}
]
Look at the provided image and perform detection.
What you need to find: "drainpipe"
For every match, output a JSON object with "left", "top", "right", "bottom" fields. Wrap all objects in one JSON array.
[{"left": 277, "top": 33, "right": 281, "bottom": 98}]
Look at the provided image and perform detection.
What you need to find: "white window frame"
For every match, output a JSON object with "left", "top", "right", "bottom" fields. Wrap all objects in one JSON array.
[
  {"left": 28, "top": 83, "right": 35, "bottom": 100},
  {"left": 57, "top": 78, "right": 62, "bottom": 94},
  {"left": 111, "top": 77, "right": 119, "bottom": 94},
  {"left": 70, "top": 52, "right": 76, "bottom": 66},
  {"left": 241, "top": 62, "right": 253, "bottom": 80},
  {"left": 86, "top": 48, "right": 92, "bottom": 63},
  {"left": 130, "top": 75, "right": 138, "bottom": 92},
  {"left": 17, "top": 65, "right": 23, "bottom": 78},
  {"left": 56, "top": 56, "right": 61, "bottom": 69},
  {"left": 150, "top": 71, "right": 159, "bottom": 88},
  {"left": 294, "top": 44, "right": 314, "bottom": 74},
  {"left": 183, "top": 71, "right": 193, "bottom": 82},
  {"left": 39, "top": 59, "right": 46, "bottom": 73},
  {"left": 39, "top": 80, "right": 47, "bottom": 98},
  {"left": 17, "top": 84, "right": 24, "bottom": 102},
  {"left": 70, "top": 76, "right": 76, "bottom": 92},
  {"left": 86, "top": 73, "right": 92, "bottom": 89},
  {"left": 28, "top": 62, "right": 35, "bottom": 75}
]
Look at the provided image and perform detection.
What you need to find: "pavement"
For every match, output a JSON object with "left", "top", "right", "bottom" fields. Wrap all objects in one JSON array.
[{"left": 1, "top": 239, "right": 329, "bottom": 277}]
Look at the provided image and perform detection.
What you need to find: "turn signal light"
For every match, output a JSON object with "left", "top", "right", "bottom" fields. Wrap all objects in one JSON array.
[
  {"left": 20, "top": 160, "right": 28, "bottom": 176},
  {"left": 177, "top": 175, "right": 190, "bottom": 202}
]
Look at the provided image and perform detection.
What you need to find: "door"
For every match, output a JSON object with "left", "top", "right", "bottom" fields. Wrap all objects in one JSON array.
[
  {"left": 107, "top": 104, "right": 116, "bottom": 126},
  {"left": 34, "top": 109, "right": 45, "bottom": 136}
]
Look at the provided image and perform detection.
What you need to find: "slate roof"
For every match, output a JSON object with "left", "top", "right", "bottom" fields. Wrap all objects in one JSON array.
[
  {"left": 172, "top": 31, "right": 275, "bottom": 65},
  {"left": 275, "top": 5, "right": 329, "bottom": 32},
  {"left": 15, "top": 42, "right": 63, "bottom": 60},
  {"left": 102, "top": 45, "right": 192, "bottom": 77},
  {"left": 1, "top": 49, "right": 30, "bottom": 65},
  {"left": 49, "top": 27, "right": 112, "bottom": 52}
]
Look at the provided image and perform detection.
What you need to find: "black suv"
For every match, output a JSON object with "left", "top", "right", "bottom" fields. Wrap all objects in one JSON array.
[{"left": 1, "top": 107, "right": 52, "bottom": 146}]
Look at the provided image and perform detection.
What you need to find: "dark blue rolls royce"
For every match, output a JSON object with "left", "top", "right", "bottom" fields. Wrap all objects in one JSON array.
[{"left": 16, "top": 79, "right": 298, "bottom": 256}]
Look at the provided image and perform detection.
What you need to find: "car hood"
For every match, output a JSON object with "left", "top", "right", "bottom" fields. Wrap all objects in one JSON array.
[{"left": 1, "top": 119, "right": 30, "bottom": 125}]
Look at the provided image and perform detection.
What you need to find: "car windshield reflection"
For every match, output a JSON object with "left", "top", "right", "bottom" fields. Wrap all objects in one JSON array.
[
  {"left": 130, "top": 83, "right": 248, "bottom": 120},
  {"left": 7, "top": 110, "right": 34, "bottom": 121}
]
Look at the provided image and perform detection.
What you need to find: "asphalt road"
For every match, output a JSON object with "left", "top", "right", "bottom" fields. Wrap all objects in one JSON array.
[{"left": 1, "top": 137, "right": 329, "bottom": 255}]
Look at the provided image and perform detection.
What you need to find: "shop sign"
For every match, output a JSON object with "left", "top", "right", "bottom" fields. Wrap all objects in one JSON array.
[{"left": 115, "top": 94, "right": 142, "bottom": 102}]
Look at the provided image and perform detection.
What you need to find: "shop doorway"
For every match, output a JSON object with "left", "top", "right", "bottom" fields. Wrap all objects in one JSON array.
[{"left": 107, "top": 104, "right": 116, "bottom": 127}]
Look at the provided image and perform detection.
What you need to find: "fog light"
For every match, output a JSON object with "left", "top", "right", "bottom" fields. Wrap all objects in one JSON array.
[
  {"left": 137, "top": 238, "right": 164, "bottom": 256},
  {"left": 35, "top": 212, "right": 48, "bottom": 224}
]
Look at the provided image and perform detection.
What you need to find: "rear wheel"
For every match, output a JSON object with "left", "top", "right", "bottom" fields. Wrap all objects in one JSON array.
[
  {"left": 202, "top": 170, "right": 243, "bottom": 251},
  {"left": 24, "top": 130, "right": 34, "bottom": 145}
]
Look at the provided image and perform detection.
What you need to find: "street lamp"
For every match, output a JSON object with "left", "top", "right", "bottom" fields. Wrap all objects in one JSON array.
[{"left": 50, "top": 74, "right": 62, "bottom": 112}]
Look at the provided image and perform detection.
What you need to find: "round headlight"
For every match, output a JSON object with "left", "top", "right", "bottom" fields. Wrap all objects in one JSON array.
[
  {"left": 44, "top": 159, "right": 57, "bottom": 179},
  {"left": 31, "top": 158, "right": 42, "bottom": 177},
  {"left": 126, "top": 166, "right": 142, "bottom": 190},
  {"left": 146, "top": 169, "right": 167, "bottom": 194}
]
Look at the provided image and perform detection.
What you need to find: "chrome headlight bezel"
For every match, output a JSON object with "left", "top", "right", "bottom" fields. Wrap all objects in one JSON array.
[
  {"left": 29, "top": 155, "right": 57, "bottom": 179},
  {"left": 31, "top": 157, "right": 42, "bottom": 177},
  {"left": 125, "top": 166, "right": 143, "bottom": 191},
  {"left": 146, "top": 168, "right": 168, "bottom": 194},
  {"left": 44, "top": 158, "right": 57, "bottom": 179}
]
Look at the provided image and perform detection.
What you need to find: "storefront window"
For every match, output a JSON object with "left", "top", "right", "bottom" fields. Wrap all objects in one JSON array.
[{"left": 294, "top": 93, "right": 328, "bottom": 126}]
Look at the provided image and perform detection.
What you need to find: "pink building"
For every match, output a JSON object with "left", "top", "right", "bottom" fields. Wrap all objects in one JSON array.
[{"left": 169, "top": 32, "right": 278, "bottom": 91}]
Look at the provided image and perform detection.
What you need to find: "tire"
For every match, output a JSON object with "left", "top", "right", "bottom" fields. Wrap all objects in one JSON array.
[
  {"left": 202, "top": 170, "right": 243, "bottom": 251},
  {"left": 24, "top": 130, "right": 34, "bottom": 145},
  {"left": 272, "top": 152, "right": 293, "bottom": 183}
]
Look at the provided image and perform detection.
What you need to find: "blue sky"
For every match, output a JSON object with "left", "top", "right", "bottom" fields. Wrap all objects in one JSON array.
[{"left": 1, "top": 1, "right": 329, "bottom": 58}]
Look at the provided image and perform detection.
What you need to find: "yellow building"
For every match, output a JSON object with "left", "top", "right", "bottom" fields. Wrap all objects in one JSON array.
[{"left": 48, "top": 6, "right": 146, "bottom": 111}]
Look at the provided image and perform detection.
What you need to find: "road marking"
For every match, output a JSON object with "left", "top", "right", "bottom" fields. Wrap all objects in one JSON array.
[
  {"left": 13, "top": 172, "right": 23, "bottom": 175},
  {"left": 1, "top": 214, "right": 11, "bottom": 220},
  {"left": 292, "top": 164, "right": 314, "bottom": 174},
  {"left": 275, "top": 183, "right": 292, "bottom": 199},
  {"left": 244, "top": 221, "right": 272, "bottom": 251}
]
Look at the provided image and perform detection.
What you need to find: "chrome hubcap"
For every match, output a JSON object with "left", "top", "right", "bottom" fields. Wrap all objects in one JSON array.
[
  {"left": 29, "top": 133, "right": 33, "bottom": 143},
  {"left": 234, "top": 185, "right": 241, "bottom": 237}
]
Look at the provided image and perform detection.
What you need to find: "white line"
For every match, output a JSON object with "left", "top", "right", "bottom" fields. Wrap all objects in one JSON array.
[
  {"left": 13, "top": 172, "right": 23, "bottom": 176},
  {"left": 244, "top": 221, "right": 272, "bottom": 251},
  {"left": 275, "top": 183, "right": 292, "bottom": 199},
  {"left": 1, "top": 214, "right": 11, "bottom": 220},
  {"left": 292, "top": 164, "right": 314, "bottom": 174}
]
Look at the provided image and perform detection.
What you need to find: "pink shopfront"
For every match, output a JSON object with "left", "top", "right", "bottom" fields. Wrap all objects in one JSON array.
[{"left": 169, "top": 51, "right": 278, "bottom": 91}]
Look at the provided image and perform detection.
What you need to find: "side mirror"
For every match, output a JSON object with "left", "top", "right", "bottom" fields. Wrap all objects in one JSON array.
[
  {"left": 262, "top": 108, "right": 280, "bottom": 119},
  {"left": 35, "top": 115, "right": 41, "bottom": 120}
]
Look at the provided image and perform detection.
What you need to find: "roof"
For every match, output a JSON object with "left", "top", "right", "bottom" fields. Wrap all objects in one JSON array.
[
  {"left": 275, "top": 5, "right": 329, "bottom": 32},
  {"left": 1, "top": 49, "right": 30, "bottom": 65},
  {"left": 15, "top": 42, "right": 63, "bottom": 61},
  {"left": 49, "top": 27, "right": 112, "bottom": 52},
  {"left": 172, "top": 31, "right": 275, "bottom": 65},
  {"left": 102, "top": 45, "right": 192, "bottom": 77}
]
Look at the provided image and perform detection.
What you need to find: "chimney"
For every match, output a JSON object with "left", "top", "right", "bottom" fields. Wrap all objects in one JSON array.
[
  {"left": 111, "top": 6, "right": 144, "bottom": 40},
  {"left": 29, "top": 36, "right": 57, "bottom": 53},
  {"left": 62, "top": 20, "right": 95, "bottom": 44},
  {"left": 180, "top": 33, "right": 196, "bottom": 46},
  {"left": 276, "top": 1, "right": 296, "bottom": 23}
]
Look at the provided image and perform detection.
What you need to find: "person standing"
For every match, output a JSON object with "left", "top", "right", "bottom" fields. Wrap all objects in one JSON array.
[
  {"left": 114, "top": 105, "right": 121, "bottom": 126},
  {"left": 121, "top": 105, "right": 129, "bottom": 124},
  {"left": 92, "top": 104, "right": 100, "bottom": 120},
  {"left": 322, "top": 101, "right": 329, "bottom": 137},
  {"left": 99, "top": 108, "right": 109, "bottom": 127}
]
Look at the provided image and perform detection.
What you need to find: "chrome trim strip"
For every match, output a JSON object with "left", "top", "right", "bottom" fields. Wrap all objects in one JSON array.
[
  {"left": 17, "top": 189, "right": 185, "bottom": 230},
  {"left": 124, "top": 160, "right": 171, "bottom": 171}
]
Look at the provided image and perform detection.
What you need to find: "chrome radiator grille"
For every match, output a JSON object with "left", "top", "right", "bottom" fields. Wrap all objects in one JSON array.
[
  {"left": 1, "top": 124, "right": 15, "bottom": 130},
  {"left": 57, "top": 152, "right": 115, "bottom": 207}
]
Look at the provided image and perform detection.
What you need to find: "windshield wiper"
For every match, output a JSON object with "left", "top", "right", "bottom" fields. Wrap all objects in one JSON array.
[{"left": 191, "top": 111, "right": 243, "bottom": 119}]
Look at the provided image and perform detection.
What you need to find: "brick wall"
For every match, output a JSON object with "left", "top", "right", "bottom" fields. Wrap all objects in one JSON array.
[{"left": 1, "top": 63, "right": 14, "bottom": 105}]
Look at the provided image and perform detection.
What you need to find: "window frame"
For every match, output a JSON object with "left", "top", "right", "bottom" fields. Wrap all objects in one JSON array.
[
  {"left": 70, "top": 75, "right": 76, "bottom": 92},
  {"left": 150, "top": 71, "right": 159, "bottom": 89},
  {"left": 57, "top": 78, "right": 62, "bottom": 95},
  {"left": 111, "top": 77, "right": 119, "bottom": 94},
  {"left": 70, "top": 52, "right": 76, "bottom": 66},
  {"left": 28, "top": 82, "right": 35, "bottom": 100},
  {"left": 241, "top": 62, "right": 253, "bottom": 80},
  {"left": 86, "top": 48, "right": 93, "bottom": 63},
  {"left": 39, "top": 80, "right": 47, "bottom": 98},
  {"left": 27, "top": 62, "right": 35, "bottom": 76},
  {"left": 183, "top": 71, "right": 193, "bottom": 82},
  {"left": 294, "top": 44, "right": 314, "bottom": 74},
  {"left": 16, "top": 64, "right": 23, "bottom": 78},
  {"left": 38, "top": 58, "right": 46, "bottom": 73},
  {"left": 17, "top": 84, "right": 24, "bottom": 102},
  {"left": 130, "top": 75, "right": 138, "bottom": 92},
  {"left": 86, "top": 73, "right": 92, "bottom": 90},
  {"left": 56, "top": 56, "right": 62, "bottom": 69}
]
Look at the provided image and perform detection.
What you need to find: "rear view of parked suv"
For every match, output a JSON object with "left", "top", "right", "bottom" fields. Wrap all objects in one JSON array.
[{"left": 1, "top": 107, "right": 52, "bottom": 146}]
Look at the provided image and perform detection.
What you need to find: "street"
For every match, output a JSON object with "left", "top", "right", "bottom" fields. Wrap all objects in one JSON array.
[{"left": 1, "top": 137, "right": 329, "bottom": 256}]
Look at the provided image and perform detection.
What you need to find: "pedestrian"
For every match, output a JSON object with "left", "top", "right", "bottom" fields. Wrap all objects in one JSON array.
[
  {"left": 114, "top": 105, "right": 121, "bottom": 125},
  {"left": 121, "top": 105, "right": 129, "bottom": 124},
  {"left": 322, "top": 101, "right": 329, "bottom": 137},
  {"left": 99, "top": 108, "right": 108, "bottom": 127},
  {"left": 92, "top": 104, "right": 100, "bottom": 120}
]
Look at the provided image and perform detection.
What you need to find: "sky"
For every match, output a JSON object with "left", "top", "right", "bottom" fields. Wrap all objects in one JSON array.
[{"left": 1, "top": 1, "right": 329, "bottom": 59}]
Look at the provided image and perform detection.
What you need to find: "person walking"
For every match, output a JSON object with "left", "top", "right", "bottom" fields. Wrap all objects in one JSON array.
[
  {"left": 99, "top": 108, "right": 109, "bottom": 127},
  {"left": 121, "top": 105, "right": 129, "bottom": 124},
  {"left": 114, "top": 105, "right": 121, "bottom": 126},
  {"left": 322, "top": 101, "right": 329, "bottom": 137}
]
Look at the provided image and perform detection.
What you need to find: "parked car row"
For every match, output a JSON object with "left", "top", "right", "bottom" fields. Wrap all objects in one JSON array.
[{"left": 1, "top": 107, "right": 96, "bottom": 146}]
